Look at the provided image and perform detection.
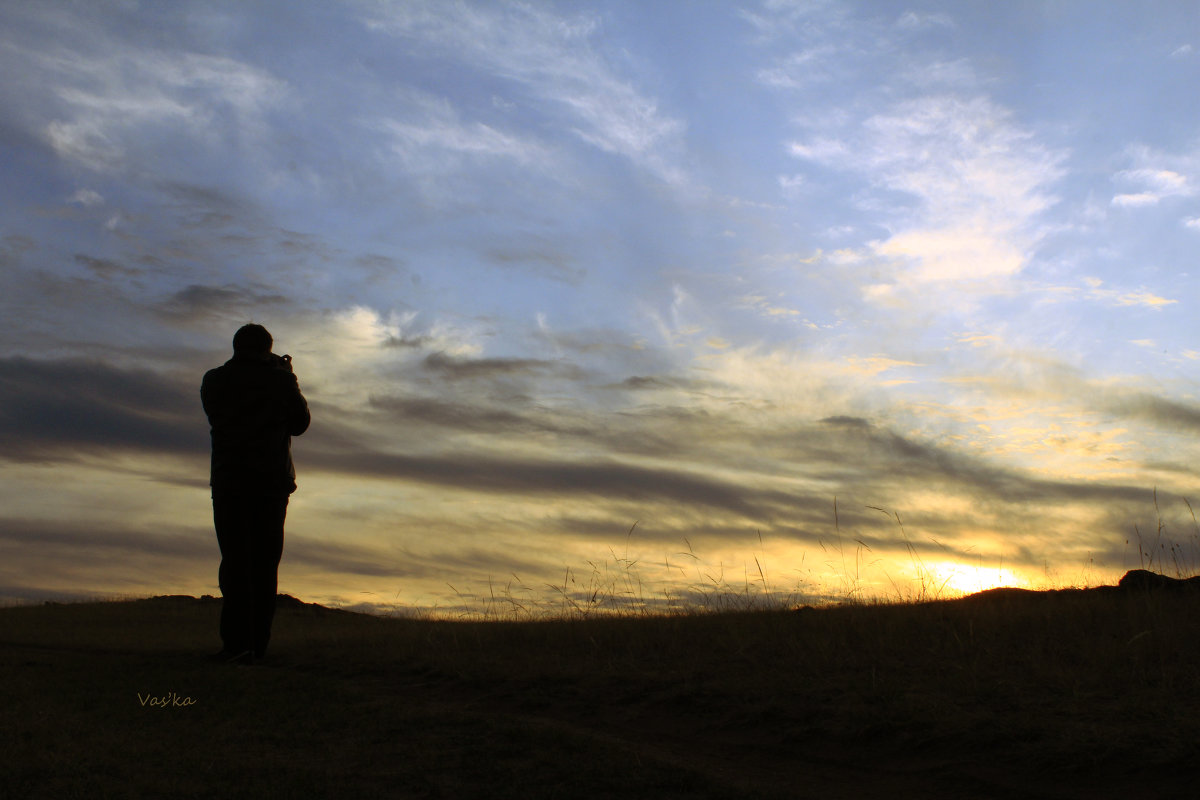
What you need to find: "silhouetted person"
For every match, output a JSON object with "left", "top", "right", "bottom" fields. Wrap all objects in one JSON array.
[{"left": 201, "top": 323, "right": 310, "bottom": 663}]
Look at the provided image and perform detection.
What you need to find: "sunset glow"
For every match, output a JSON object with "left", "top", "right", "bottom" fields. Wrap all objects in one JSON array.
[
  {"left": 2, "top": 1, "right": 1199, "bottom": 613},
  {"left": 927, "top": 562, "right": 1028, "bottom": 598}
]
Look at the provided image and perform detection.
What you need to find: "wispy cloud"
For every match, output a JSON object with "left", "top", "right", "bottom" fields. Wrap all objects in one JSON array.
[
  {"left": 1112, "top": 168, "right": 1191, "bottom": 207},
  {"left": 1109, "top": 144, "right": 1200, "bottom": 223},
  {"left": 791, "top": 95, "right": 1063, "bottom": 291},
  {"left": 895, "top": 11, "right": 955, "bottom": 31},
  {"left": 15, "top": 40, "right": 285, "bottom": 172},
  {"left": 756, "top": 0, "right": 1065, "bottom": 305},
  {"left": 1083, "top": 277, "right": 1176, "bottom": 308},
  {"left": 371, "top": 89, "right": 553, "bottom": 183},
  {"left": 359, "top": 0, "right": 686, "bottom": 183}
]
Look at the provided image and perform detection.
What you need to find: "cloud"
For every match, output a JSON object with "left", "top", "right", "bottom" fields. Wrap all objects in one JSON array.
[
  {"left": 1113, "top": 291, "right": 1176, "bottom": 308},
  {"left": 73, "top": 253, "right": 140, "bottom": 280},
  {"left": 0, "top": 357, "right": 205, "bottom": 463},
  {"left": 756, "top": 45, "right": 842, "bottom": 89},
  {"left": 1105, "top": 392, "right": 1200, "bottom": 433},
  {"left": 840, "top": 356, "right": 921, "bottom": 377},
  {"left": 19, "top": 41, "right": 286, "bottom": 173},
  {"left": 359, "top": 0, "right": 685, "bottom": 182},
  {"left": 159, "top": 283, "right": 290, "bottom": 321},
  {"left": 896, "top": 11, "right": 955, "bottom": 31},
  {"left": 1111, "top": 168, "right": 1191, "bottom": 207},
  {"left": 1108, "top": 145, "right": 1200, "bottom": 224},
  {"left": 0, "top": 505, "right": 225, "bottom": 600},
  {"left": 741, "top": 0, "right": 850, "bottom": 44},
  {"left": 367, "top": 394, "right": 565, "bottom": 437},
  {"left": 373, "top": 91, "right": 552, "bottom": 176},
  {"left": 939, "top": 351, "right": 1200, "bottom": 450},
  {"left": 873, "top": 227, "right": 1025, "bottom": 282},
  {"left": 154, "top": 181, "right": 270, "bottom": 233},
  {"left": 618, "top": 375, "right": 678, "bottom": 391},
  {"left": 759, "top": 1, "right": 1064, "bottom": 302},
  {"left": 738, "top": 292, "right": 808, "bottom": 321},
  {"left": 787, "top": 94, "right": 1063, "bottom": 293},
  {"left": 900, "top": 59, "right": 978, "bottom": 91},
  {"left": 420, "top": 351, "right": 564, "bottom": 381},
  {"left": 311, "top": 448, "right": 796, "bottom": 520},
  {"left": 861, "top": 95, "right": 1060, "bottom": 219},
  {"left": 786, "top": 138, "right": 850, "bottom": 161},
  {"left": 287, "top": 535, "right": 551, "bottom": 582},
  {"left": 819, "top": 414, "right": 872, "bottom": 429},
  {"left": 0, "top": 235, "right": 36, "bottom": 264},
  {"left": 0, "top": 335, "right": 1177, "bottom": 603},
  {"left": 68, "top": 188, "right": 103, "bottom": 206},
  {"left": 484, "top": 241, "right": 586, "bottom": 284},
  {"left": 810, "top": 414, "right": 1146, "bottom": 506},
  {"left": 299, "top": 346, "right": 1161, "bottom": 560},
  {"left": 0, "top": 516, "right": 211, "bottom": 560},
  {"left": 955, "top": 332, "right": 1002, "bottom": 348},
  {"left": 1111, "top": 193, "right": 1160, "bottom": 208},
  {"left": 1083, "top": 277, "right": 1176, "bottom": 308}
]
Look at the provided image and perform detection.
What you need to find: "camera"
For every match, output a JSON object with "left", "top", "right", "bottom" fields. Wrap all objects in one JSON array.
[{"left": 273, "top": 353, "right": 293, "bottom": 372}]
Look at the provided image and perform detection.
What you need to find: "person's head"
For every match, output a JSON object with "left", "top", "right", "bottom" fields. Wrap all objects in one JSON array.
[{"left": 232, "top": 323, "right": 273, "bottom": 356}]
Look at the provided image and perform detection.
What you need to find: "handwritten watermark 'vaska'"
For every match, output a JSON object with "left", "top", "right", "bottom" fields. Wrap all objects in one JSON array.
[{"left": 138, "top": 691, "right": 196, "bottom": 708}]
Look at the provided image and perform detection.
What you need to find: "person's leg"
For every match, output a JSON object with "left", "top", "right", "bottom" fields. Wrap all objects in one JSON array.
[
  {"left": 249, "top": 494, "right": 288, "bottom": 658},
  {"left": 213, "top": 493, "right": 254, "bottom": 656}
]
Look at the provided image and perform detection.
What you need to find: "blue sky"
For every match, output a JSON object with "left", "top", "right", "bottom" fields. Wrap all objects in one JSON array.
[{"left": 2, "top": 0, "right": 1199, "bottom": 611}]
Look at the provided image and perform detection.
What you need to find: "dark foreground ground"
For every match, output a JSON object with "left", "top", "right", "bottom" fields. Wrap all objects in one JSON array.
[{"left": 2, "top": 578, "right": 1199, "bottom": 799}]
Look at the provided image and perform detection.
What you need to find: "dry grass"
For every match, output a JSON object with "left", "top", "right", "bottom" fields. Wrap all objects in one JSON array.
[{"left": 3, "top": 579, "right": 1200, "bottom": 798}]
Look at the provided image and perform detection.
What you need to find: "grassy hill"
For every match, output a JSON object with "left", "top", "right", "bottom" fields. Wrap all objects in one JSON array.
[{"left": 3, "top": 582, "right": 1199, "bottom": 799}]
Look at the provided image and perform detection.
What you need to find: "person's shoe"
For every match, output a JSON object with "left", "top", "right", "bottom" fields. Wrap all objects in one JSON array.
[
  {"left": 226, "top": 649, "right": 255, "bottom": 665},
  {"left": 209, "top": 648, "right": 255, "bottom": 665}
]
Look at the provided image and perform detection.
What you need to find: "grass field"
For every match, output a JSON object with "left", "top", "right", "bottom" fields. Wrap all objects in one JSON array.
[{"left": 3, "top": 580, "right": 1199, "bottom": 799}]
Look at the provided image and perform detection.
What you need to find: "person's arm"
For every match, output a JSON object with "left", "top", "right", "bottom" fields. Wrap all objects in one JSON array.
[
  {"left": 284, "top": 371, "right": 310, "bottom": 437},
  {"left": 200, "top": 369, "right": 219, "bottom": 424}
]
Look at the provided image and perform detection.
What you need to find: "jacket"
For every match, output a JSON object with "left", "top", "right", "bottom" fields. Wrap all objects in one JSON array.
[{"left": 201, "top": 354, "right": 311, "bottom": 495}]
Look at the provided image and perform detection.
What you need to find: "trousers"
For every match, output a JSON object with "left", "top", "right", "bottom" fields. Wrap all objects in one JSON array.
[{"left": 213, "top": 493, "right": 289, "bottom": 657}]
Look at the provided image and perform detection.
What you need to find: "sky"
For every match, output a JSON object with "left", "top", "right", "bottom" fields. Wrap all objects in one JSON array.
[{"left": 2, "top": 0, "right": 1200, "bottom": 613}]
